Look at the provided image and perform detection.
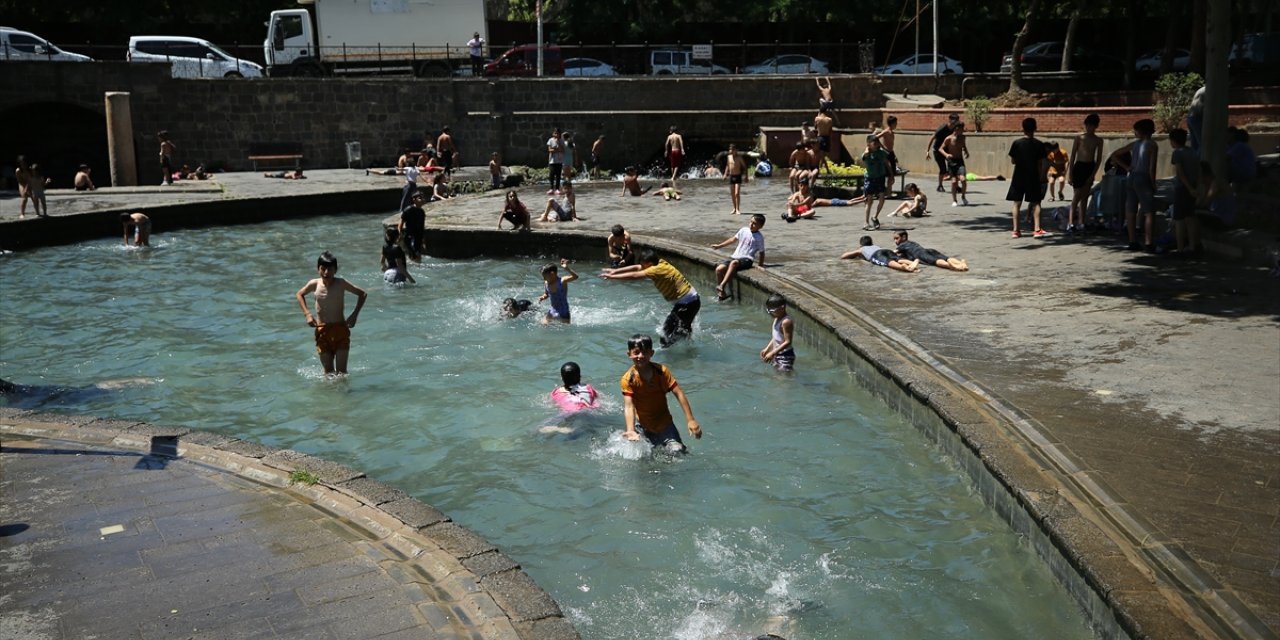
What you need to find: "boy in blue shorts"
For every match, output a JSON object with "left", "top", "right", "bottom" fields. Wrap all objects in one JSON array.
[
  {"left": 620, "top": 334, "right": 701, "bottom": 453},
  {"left": 861, "top": 135, "right": 891, "bottom": 230}
]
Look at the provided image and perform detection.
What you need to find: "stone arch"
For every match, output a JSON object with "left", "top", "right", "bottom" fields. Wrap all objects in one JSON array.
[{"left": 0, "top": 102, "right": 108, "bottom": 189}]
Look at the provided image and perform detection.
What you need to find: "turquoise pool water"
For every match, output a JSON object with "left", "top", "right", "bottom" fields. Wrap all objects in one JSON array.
[{"left": 0, "top": 213, "right": 1097, "bottom": 639}]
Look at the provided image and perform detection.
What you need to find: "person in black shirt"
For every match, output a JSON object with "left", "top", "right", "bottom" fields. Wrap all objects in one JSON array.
[
  {"left": 1006, "top": 118, "right": 1051, "bottom": 239},
  {"left": 398, "top": 192, "right": 427, "bottom": 261},
  {"left": 924, "top": 113, "right": 959, "bottom": 193}
]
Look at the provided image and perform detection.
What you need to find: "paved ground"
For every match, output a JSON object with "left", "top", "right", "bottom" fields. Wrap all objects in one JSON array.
[{"left": 1, "top": 169, "right": 1277, "bottom": 638}]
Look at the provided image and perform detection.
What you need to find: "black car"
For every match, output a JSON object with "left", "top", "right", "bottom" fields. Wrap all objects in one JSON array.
[{"left": 1000, "top": 41, "right": 1121, "bottom": 72}]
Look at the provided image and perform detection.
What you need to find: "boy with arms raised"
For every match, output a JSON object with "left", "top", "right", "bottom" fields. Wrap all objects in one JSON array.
[
  {"left": 296, "top": 252, "right": 368, "bottom": 376},
  {"left": 600, "top": 250, "right": 701, "bottom": 347},
  {"left": 620, "top": 334, "right": 701, "bottom": 454}
]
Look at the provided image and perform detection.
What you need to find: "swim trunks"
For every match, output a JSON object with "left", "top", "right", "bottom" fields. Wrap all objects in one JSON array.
[
  {"left": 794, "top": 204, "right": 811, "bottom": 215},
  {"left": 868, "top": 249, "right": 896, "bottom": 267},
  {"left": 1006, "top": 180, "right": 1044, "bottom": 204},
  {"left": 864, "top": 175, "right": 887, "bottom": 196},
  {"left": 817, "top": 135, "right": 831, "bottom": 152},
  {"left": 439, "top": 149, "right": 454, "bottom": 170},
  {"left": 722, "top": 257, "right": 754, "bottom": 271},
  {"left": 1126, "top": 173, "right": 1155, "bottom": 213},
  {"left": 668, "top": 150, "right": 683, "bottom": 169},
  {"left": 946, "top": 159, "right": 966, "bottom": 179},
  {"left": 1069, "top": 161, "right": 1097, "bottom": 188},
  {"left": 729, "top": 173, "right": 743, "bottom": 185},
  {"left": 772, "top": 348, "right": 796, "bottom": 372},
  {"left": 314, "top": 323, "right": 351, "bottom": 354},
  {"left": 638, "top": 422, "right": 687, "bottom": 453}
]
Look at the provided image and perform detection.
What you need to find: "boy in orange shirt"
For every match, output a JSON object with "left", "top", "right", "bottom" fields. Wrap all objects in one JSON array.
[{"left": 620, "top": 334, "right": 701, "bottom": 453}]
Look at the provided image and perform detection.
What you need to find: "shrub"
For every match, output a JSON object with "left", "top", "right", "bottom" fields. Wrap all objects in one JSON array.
[
  {"left": 1153, "top": 72, "right": 1204, "bottom": 133},
  {"left": 965, "top": 96, "right": 994, "bottom": 132}
]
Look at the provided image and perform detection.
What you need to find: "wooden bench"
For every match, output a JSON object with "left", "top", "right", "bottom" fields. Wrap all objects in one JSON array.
[{"left": 247, "top": 143, "right": 303, "bottom": 171}]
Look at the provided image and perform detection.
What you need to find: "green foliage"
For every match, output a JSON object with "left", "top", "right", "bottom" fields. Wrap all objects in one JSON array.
[
  {"left": 289, "top": 469, "right": 320, "bottom": 486},
  {"left": 823, "top": 162, "right": 865, "bottom": 189},
  {"left": 1152, "top": 72, "right": 1204, "bottom": 133},
  {"left": 965, "top": 96, "right": 994, "bottom": 132}
]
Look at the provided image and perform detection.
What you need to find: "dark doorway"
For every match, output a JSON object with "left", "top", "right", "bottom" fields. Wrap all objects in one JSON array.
[{"left": 0, "top": 102, "right": 109, "bottom": 189}]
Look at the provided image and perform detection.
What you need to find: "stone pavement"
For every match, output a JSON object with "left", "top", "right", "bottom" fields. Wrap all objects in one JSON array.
[
  {"left": 0, "top": 421, "right": 579, "bottom": 640},
  {"left": 1, "top": 169, "right": 1277, "bottom": 638}
]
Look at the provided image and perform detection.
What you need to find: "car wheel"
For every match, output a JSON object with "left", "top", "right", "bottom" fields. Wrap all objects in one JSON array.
[
  {"left": 891, "top": 70, "right": 903, "bottom": 74},
  {"left": 943, "top": 69, "right": 955, "bottom": 75},
  {"left": 224, "top": 71, "right": 244, "bottom": 78}
]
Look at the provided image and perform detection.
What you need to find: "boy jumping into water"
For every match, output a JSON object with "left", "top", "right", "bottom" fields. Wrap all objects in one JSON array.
[
  {"left": 295, "top": 251, "right": 368, "bottom": 376},
  {"left": 620, "top": 334, "right": 701, "bottom": 454},
  {"left": 600, "top": 250, "right": 700, "bottom": 347}
]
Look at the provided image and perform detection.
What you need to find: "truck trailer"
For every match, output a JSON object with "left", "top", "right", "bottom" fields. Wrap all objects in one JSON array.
[{"left": 264, "top": 0, "right": 488, "bottom": 77}]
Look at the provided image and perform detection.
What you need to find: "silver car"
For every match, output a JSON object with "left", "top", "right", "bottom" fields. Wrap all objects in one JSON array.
[
  {"left": 129, "top": 35, "right": 263, "bottom": 78},
  {"left": 743, "top": 54, "right": 829, "bottom": 74},
  {"left": 0, "top": 27, "right": 92, "bottom": 62}
]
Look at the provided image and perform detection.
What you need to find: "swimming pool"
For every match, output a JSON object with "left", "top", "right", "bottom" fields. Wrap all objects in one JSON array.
[{"left": 0, "top": 213, "right": 1097, "bottom": 639}]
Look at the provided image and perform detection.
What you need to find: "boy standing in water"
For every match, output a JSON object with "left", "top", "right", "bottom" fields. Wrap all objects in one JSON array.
[
  {"left": 121, "top": 212, "right": 151, "bottom": 246},
  {"left": 295, "top": 252, "right": 368, "bottom": 376},
  {"left": 760, "top": 294, "right": 795, "bottom": 372},
  {"left": 538, "top": 258, "right": 578, "bottom": 324},
  {"left": 620, "top": 334, "right": 701, "bottom": 453}
]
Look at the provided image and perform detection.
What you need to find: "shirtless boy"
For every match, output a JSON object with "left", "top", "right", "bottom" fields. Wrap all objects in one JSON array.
[
  {"left": 941, "top": 122, "right": 970, "bottom": 206},
  {"left": 295, "top": 252, "right": 368, "bottom": 376},
  {"left": 664, "top": 126, "right": 684, "bottom": 183},
  {"left": 621, "top": 166, "right": 651, "bottom": 196},
  {"left": 724, "top": 143, "right": 745, "bottom": 215},
  {"left": 1067, "top": 113, "right": 1103, "bottom": 234},
  {"left": 121, "top": 212, "right": 151, "bottom": 247},
  {"left": 436, "top": 126, "right": 457, "bottom": 176},
  {"left": 875, "top": 115, "right": 899, "bottom": 184},
  {"left": 813, "top": 108, "right": 835, "bottom": 174},
  {"left": 158, "top": 131, "right": 176, "bottom": 186},
  {"left": 815, "top": 76, "right": 835, "bottom": 111}
]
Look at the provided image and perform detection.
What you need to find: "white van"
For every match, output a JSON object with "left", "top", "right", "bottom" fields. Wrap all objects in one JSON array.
[
  {"left": 648, "top": 49, "right": 729, "bottom": 75},
  {"left": 128, "top": 35, "right": 263, "bottom": 78},
  {"left": 0, "top": 27, "right": 92, "bottom": 62}
]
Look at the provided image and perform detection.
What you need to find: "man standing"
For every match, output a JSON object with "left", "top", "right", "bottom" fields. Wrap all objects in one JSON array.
[
  {"left": 547, "top": 127, "right": 565, "bottom": 194},
  {"left": 436, "top": 126, "right": 457, "bottom": 176},
  {"left": 924, "top": 113, "right": 959, "bottom": 193},
  {"left": 1007, "top": 117, "right": 1050, "bottom": 239},
  {"left": 467, "top": 32, "right": 485, "bottom": 76},
  {"left": 664, "top": 126, "right": 685, "bottom": 184}
]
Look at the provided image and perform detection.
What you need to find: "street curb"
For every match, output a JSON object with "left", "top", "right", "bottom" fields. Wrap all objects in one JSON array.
[{"left": 0, "top": 408, "right": 581, "bottom": 640}]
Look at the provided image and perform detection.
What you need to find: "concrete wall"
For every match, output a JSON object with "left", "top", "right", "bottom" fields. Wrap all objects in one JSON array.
[{"left": 1, "top": 61, "right": 1276, "bottom": 181}]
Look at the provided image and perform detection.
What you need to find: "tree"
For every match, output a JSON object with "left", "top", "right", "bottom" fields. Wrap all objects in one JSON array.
[
  {"left": 1008, "top": 0, "right": 1043, "bottom": 94},
  {"left": 1060, "top": 0, "right": 1086, "bottom": 71}
]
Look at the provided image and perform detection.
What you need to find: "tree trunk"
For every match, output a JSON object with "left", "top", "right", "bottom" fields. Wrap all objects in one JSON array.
[
  {"left": 1160, "top": 0, "right": 1183, "bottom": 73},
  {"left": 1190, "top": 0, "right": 1207, "bottom": 74},
  {"left": 1203, "top": 0, "right": 1231, "bottom": 195},
  {"left": 1061, "top": 0, "right": 1087, "bottom": 71},
  {"left": 1009, "top": 0, "right": 1043, "bottom": 94}
]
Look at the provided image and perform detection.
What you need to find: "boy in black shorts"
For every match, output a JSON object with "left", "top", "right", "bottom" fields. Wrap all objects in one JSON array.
[
  {"left": 840, "top": 235, "right": 919, "bottom": 273},
  {"left": 892, "top": 231, "right": 968, "bottom": 271},
  {"left": 1006, "top": 117, "right": 1051, "bottom": 239}
]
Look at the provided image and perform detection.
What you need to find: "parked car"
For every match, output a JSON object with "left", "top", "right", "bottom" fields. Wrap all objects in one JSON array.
[
  {"left": 0, "top": 27, "right": 92, "bottom": 62},
  {"left": 743, "top": 54, "right": 828, "bottom": 74},
  {"left": 648, "top": 49, "right": 729, "bottom": 75},
  {"left": 563, "top": 57, "right": 618, "bottom": 77},
  {"left": 128, "top": 36, "right": 263, "bottom": 78},
  {"left": 1135, "top": 48, "right": 1190, "bottom": 72},
  {"left": 1230, "top": 32, "right": 1280, "bottom": 68},
  {"left": 1000, "top": 41, "right": 1120, "bottom": 72},
  {"left": 874, "top": 53, "right": 963, "bottom": 75},
  {"left": 484, "top": 44, "right": 563, "bottom": 77}
]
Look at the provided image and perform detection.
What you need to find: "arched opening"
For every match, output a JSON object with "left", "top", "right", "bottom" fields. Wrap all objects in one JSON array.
[{"left": 0, "top": 102, "right": 108, "bottom": 189}]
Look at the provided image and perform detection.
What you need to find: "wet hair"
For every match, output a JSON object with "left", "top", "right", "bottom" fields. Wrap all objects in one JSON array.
[
  {"left": 1133, "top": 119, "right": 1156, "bottom": 137},
  {"left": 904, "top": 182, "right": 919, "bottom": 193},
  {"left": 625, "top": 165, "right": 637, "bottom": 174},
  {"left": 627, "top": 334, "right": 654, "bottom": 352},
  {"left": 765, "top": 293, "right": 786, "bottom": 310},
  {"left": 1169, "top": 128, "right": 1188, "bottom": 145},
  {"left": 411, "top": 191, "right": 426, "bottom": 200},
  {"left": 669, "top": 125, "right": 677, "bottom": 133},
  {"left": 560, "top": 361, "right": 582, "bottom": 388},
  {"left": 441, "top": 125, "right": 450, "bottom": 133},
  {"left": 751, "top": 213, "right": 766, "bottom": 227},
  {"left": 611, "top": 224, "right": 626, "bottom": 236},
  {"left": 638, "top": 249, "right": 659, "bottom": 265},
  {"left": 894, "top": 230, "right": 910, "bottom": 240},
  {"left": 119, "top": 213, "right": 133, "bottom": 224},
  {"left": 859, "top": 235, "right": 873, "bottom": 246},
  {"left": 1084, "top": 113, "right": 1100, "bottom": 127},
  {"left": 541, "top": 263, "right": 558, "bottom": 276},
  {"left": 887, "top": 115, "right": 898, "bottom": 125},
  {"left": 795, "top": 141, "right": 806, "bottom": 149},
  {"left": 1022, "top": 117, "right": 1037, "bottom": 133},
  {"left": 384, "top": 226, "right": 399, "bottom": 243},
  {"left": 316, "top": 251, "right": 338, "bottom": 269},
  {"left": 503, "top": 298, "right": 533, "bottom": 317}
]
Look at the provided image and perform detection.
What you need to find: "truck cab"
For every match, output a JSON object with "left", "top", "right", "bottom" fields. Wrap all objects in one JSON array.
[{"left": 264, "top": 9, "right": 319, "bottom": 76}]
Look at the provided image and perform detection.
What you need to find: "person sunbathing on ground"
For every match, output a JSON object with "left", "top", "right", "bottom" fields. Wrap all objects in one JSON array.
[{"left": 892, "top": 230, "right": 968, "bottom": 271}]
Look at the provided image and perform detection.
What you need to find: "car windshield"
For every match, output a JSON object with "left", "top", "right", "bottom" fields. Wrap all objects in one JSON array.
[{"left": 205, "top": 43, "right": 234, "bottom": 61}]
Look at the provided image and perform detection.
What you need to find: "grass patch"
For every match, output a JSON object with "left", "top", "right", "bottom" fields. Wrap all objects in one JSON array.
[{"left": 289, "top": 469, "right": 320, "bottom": 486}]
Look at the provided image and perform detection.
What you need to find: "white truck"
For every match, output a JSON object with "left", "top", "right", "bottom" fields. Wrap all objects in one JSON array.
[{"left": 264, "top": 0, "right": 487, "bottom": 77}]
